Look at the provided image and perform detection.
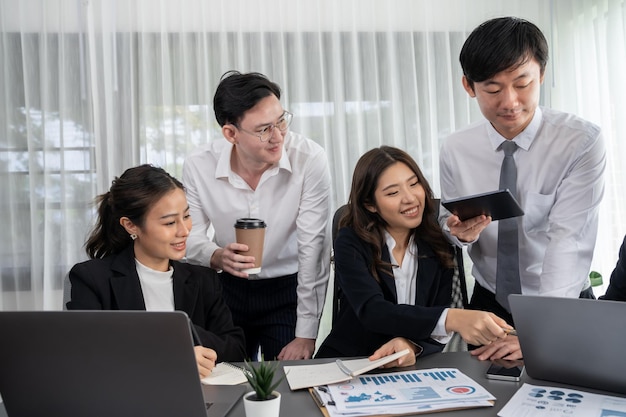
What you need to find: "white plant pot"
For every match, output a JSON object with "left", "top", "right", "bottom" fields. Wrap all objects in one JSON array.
[{"left": 243, "top": 390, "right": 281, "bottom": 417}]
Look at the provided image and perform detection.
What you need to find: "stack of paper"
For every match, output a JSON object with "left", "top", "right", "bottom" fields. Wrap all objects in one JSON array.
[
  {"left": 311, "top": 368, "right": 494, "bottom": 416},
  {"left": 498, "top": 383, "right": 626, "bottom": 417}
]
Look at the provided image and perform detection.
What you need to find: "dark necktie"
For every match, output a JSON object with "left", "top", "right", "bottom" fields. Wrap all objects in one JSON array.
[
  {"left": 451, "top": 259, "right": 464, "bottom": 309},
  {"left": 495, "top": 140, "right": 521, "bottom": 312}
]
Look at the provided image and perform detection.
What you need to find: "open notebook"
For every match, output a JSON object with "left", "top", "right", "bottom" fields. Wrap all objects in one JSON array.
[
  {"left": 202, "top": 362, "right": 248, "bottom": 385},
  {"left": 284, "top": 349, "right": 410, "bottom": 390}
]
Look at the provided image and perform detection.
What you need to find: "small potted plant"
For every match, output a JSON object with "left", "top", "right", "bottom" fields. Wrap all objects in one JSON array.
[{"left": 242, "top": 357, "right": 284, "bottom": 417}]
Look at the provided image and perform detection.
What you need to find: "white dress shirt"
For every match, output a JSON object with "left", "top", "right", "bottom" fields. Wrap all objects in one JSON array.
[
  {"left": 384, "top": 232, "right": 451, "bottom": 343},
  {"left": 439, "top": 106, "right": 605, "bottom": 297},
  {"left": 182, "top": 132, "right": 331, "bottom": 339}
]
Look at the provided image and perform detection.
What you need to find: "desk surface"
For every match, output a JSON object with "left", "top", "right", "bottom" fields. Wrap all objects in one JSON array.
[
  {"left": 223, "top": 351, "right": 626, "bottom": 417},
  {"left": 1, "top": 351, "right": 623, "bottom": 417},
  {"left": 226, "top": 352, "right": 509, "bottom": 417}
]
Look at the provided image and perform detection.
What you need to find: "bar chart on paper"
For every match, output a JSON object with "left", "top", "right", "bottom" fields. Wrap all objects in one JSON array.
[
  {"left": 327, "top": 368, "right": 495, "bottom": 413},
  {"left": 359, "top": 369, "right": 460, "bottom": 386}
]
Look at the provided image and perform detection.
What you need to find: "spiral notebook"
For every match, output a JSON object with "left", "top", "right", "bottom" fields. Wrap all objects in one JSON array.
[
  {"left": 202, "top": 362, "right": 248, "bottom": 385},
  {"left": 284, "top": 349, "right": 410, "bottom": 390}
]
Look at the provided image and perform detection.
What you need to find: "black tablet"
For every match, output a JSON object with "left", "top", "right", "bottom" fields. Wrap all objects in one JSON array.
[{"left": 441, "top": 189, "right": 524, "bottom": 221}]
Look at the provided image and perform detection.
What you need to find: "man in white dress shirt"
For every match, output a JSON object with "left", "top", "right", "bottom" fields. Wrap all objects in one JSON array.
[
  {"left": 439, "top": 17, "right": 606, "bottom": 360},
  {"left": 183, "top": 71, "right": 331, "bottom": 360}
]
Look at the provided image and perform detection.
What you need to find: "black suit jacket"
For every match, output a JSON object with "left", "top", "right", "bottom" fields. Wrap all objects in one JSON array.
[
  {"left": 67, "top": 245, "right": 246, "bottom": 361},
  {"left": 316, "top": 227, "right": 454, "bottom": 359},
  {"left": 600, "top": 235, "right": 626, "bottom": 302}
]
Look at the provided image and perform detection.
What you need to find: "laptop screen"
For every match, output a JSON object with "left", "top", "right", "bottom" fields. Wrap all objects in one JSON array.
[
  {"left": 509, "top": 294, "right": 626, "bottom": 394},
  {"left": 0, "top": 311, "right": 216, "bottom": 417}
]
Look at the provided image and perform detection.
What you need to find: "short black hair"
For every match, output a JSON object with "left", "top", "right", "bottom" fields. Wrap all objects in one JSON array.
[
  {"left": 460, "top": 17, "right": 548, "bottom": 88},
  {"left": 213, "top": 70, "right": 282, "bottom": 127}
]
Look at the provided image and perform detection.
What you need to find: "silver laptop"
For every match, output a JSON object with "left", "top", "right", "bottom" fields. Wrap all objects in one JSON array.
[
  {"left": 509, "top": 294, "right": 626, "bottom": 394},
  {"left": 0, "top": 310, "right": 245, "bottom": 417}
]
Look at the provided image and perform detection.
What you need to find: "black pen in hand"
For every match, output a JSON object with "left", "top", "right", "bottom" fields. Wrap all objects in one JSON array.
[{"left": 189, "top": 319, "right": 203, "bottom": 346}]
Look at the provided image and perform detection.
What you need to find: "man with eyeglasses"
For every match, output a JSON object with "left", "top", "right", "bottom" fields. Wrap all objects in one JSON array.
[{"left": 183, "top": 71, "right": 331, "bottom": 361}]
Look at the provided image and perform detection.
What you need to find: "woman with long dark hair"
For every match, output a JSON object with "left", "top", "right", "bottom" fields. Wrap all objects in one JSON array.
[
  {"left": 316, "top": 146, "right": 511, "bottom": 366},
  {"left": 67, "top": 164, "right": 245, "bottom": 377}
]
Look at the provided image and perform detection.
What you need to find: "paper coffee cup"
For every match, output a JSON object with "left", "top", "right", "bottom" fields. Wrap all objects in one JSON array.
[{"left": 234, "top": 218, "right": 266, "bottom": 274}]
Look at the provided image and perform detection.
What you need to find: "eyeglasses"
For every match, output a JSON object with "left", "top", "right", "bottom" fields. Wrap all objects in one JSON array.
[{"left": 234, "top": 111, "right": 293, "bottom": 142}]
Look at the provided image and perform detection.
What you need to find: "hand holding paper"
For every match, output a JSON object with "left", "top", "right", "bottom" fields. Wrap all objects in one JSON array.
[
  {"left": 368, "top": 337, "right": 420, "bottom": 367},
  {"left": 284, "top": 349, "right": 410, "bottom": 390}
]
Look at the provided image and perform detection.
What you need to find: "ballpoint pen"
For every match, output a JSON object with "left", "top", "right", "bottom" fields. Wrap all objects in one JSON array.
[{"left": 502, "top": 327, "right": 517, "bottom": 336}]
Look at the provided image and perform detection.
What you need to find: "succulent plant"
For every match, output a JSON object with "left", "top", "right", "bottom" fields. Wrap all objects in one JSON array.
[{"left": 243, "top": 357, "right": 284, "bottom": 401}]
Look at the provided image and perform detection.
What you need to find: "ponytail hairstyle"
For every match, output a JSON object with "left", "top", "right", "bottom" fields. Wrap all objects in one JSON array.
[
  {"left": 85, "top": 164, "right": 184, "bottom": 259},
  {"left": 341, "top": 146, "right": 454, "bottom": 280}
]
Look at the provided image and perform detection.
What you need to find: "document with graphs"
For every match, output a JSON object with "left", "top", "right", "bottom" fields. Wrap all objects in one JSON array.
[
  {"left": 498, "top": 383, "right": 626, "bottom": 417},
  {"left": 323, "top": 368, "right": 495, "bottom": 415}
]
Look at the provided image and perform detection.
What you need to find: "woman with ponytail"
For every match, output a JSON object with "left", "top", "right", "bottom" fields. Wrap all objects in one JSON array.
[{"left": 67, "top": 164, "right": 245, "bottom": 377}]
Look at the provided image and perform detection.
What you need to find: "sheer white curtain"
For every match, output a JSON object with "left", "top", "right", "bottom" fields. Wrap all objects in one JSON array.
[
  {"left": 550, "top": 0, "right": 626, "bottom": 293},
  {"left": 1, "top": 0, "right": 623, "bottom": 311}
]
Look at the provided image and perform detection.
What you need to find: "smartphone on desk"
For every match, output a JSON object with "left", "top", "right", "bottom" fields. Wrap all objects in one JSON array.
[{"left": 485, "top": 359, "right": 524, "bottom": 382}]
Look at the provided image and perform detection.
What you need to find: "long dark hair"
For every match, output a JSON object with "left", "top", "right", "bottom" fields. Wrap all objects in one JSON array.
[
  {"left": 85, "top": 164, "right": 185, "bottom": 259},
  {"left": 341, "top": 146, "right": 454, "bottom": 280}
]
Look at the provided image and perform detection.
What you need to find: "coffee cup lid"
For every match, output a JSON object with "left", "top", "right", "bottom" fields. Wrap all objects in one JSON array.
[{"left": 234, "top": 218, "right": 266, "bottom": 229}]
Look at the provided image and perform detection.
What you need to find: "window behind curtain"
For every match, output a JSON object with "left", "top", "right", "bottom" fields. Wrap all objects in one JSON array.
[{"left": 2, "top": 0, "right": 624, "bottom": 310}]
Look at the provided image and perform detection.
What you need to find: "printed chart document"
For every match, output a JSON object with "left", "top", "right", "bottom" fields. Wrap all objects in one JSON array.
[
  {"left": 311, "top": 367, "right": 494, "bottom": 416},
  {"left": 284, "top": 349, "right": 410, "bottom": 390},
  {"left": 498, "top": 383, "right": 626, "bottom": 417},
  {"left": 201, "top": 362, "right": 248, "bottom": 385}
]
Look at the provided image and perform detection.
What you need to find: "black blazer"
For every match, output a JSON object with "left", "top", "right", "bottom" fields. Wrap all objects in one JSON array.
[
  {"left": 316, "top": 227, "right": 454, "bottom": 359},
  {"left": 67, "top": 245, "right": 246, "bottom": 362},
  {"left": 600, "top": 235, "right": 626, "bottom": 302}
]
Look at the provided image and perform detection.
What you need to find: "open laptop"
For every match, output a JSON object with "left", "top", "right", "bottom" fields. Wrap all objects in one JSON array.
[
  {"left": 509, "top": 294, "right": 626, "bottom": 394},
  {"left": 0, "top": 311, "right": 245, "bottom": 417}
]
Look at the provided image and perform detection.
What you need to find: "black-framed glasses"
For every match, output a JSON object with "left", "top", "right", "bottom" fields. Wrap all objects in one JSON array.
[{"left": 234, "top": 111, "right": 293, "bottom": 142}]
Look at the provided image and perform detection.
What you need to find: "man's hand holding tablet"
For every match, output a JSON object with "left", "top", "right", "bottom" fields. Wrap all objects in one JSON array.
[{"left": 442, "top": 189, "right": 524, "bottom": 222}]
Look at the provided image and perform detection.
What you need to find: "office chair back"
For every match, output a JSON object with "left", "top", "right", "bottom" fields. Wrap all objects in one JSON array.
[
  {"left": 62, "top": 272, "right": 71, "bottom": 310},
  {"left": 330, "top": 204, "right": 348, "bottom": 322}
]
